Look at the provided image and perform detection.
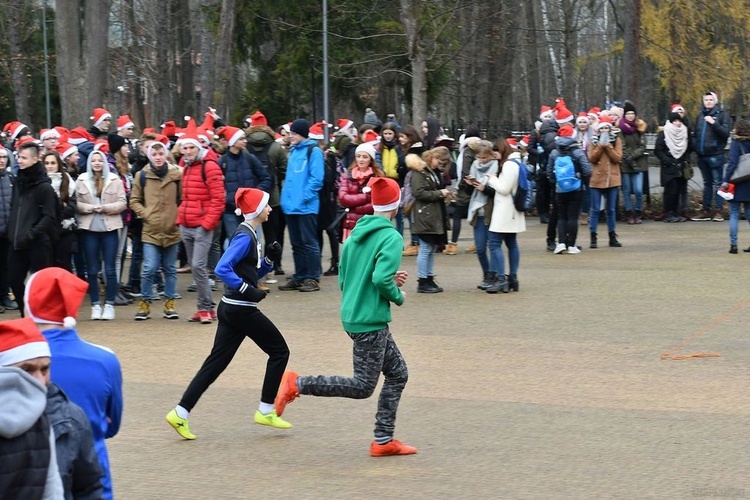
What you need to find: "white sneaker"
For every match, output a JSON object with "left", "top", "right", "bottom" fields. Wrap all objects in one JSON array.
[
  {"left": 553, "top": 243, "right": 567, "bottom": 254},
  {"left": 91, "top": 304, "right": 102, "bottom": 320},
  {"left": 102, "top": 304, "right": 116, "bottom": 321},
  {"left": 567, "top": 246, "right": 582, "bottom": 254}
]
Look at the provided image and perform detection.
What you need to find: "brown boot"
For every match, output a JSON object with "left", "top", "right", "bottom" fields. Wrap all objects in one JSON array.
[
  {"left": 402, "top": 244, "right": 419, "bottom": 256},
  {"left": 444, "top": 242, "right": 458, "bottom": 255}
]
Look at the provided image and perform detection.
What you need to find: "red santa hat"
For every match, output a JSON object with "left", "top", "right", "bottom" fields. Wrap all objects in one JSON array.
[
  {"left": 39, "top": 128, "right": 61, "bottom": 141},
  {"left": 3, "top": 121, "right": 29, "bottom": 141},
  {"left": 196, "top": 127, "right": 213, "bottom": 146},
  {"left": 282, "top": 122, "right": 292, "bottom": 133},
  {"left": 595, "top": 115, "right": 614, "bottom": 130},
  {"left": 588, "top": 107, "right": 601, "bottom": 120},
  {"left": 177, "top": 118, "right": 203, "bottom": 150},
  {"left": 519, "top": 135, "right": 531, "bottom": 148},
  {"left": 309, "top": 122, "right": 326, "bottom": 141},
  {"left": 15, "top": 136, "right": 40, "bottom": 148},
  {"left": 336, "top": 118, "right": 354, "bottom": 131},
  {"left": 200, "top": 112, "right": 215, "bottom": 135},
  {"left": 558, "top": 124, "right": 576, "bottom": 138},
  {"left": 250, "top": 111, "right": 268, "bottom": 127},
  {"left": 93, "top": 140, "right": 109, "bottom": 153},
  {"left": 670, "top": 103, "right": 685, "bottom": 115},
  {"left": 576, "top": 112, "right": 590, "bottom": 124},
  {"left": 90, "top": 108, "right": 112, "bottom": 128},
  {"left": 363, "top": 177, "right": 401, "bottom": 212},
  {"left": 24, "top": 267, "right": 88, "bottom": 329},
  {"left": 539, "top": 106, "right": 554, "bottom": 121},
  {"left": 220, "top": 126, "right": 245, "bottom": 147},
  {"left": 55, "top": 142, "right": 78, "bottom": 161},
  {"left": 555, "top": 106, "right": 574, "bottom": 124},
  {"left": 161, "top": 121, "right": 177, "bottom": 137},
  {"left": 0, "top": 318, "right": 51, "bottom": 367},
  {"left": 117, "top": 115, "right": 134, "bottom": 131},
  {"left": 154, "top": 134, "right": 170, "bottom": 147},
  {"left": 506, "top": 138, "right": 519, "bottom": 150},
  {"left": 142, "top": 127, "right": 155, "bottom": 134},
  {"left": 361, "top": 129, "right": 379, "bottom": 144},
  {"left": 234, "top": 187, "right": 270, "bottom": 219},
  {"left": 68, "top": 126, "right": 94, "bottom": 145}
]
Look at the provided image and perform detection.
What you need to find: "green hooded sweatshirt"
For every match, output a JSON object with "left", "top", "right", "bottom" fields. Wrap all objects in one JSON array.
[{"left": 339, "top": 214, "right": 404, "bottom": 333}]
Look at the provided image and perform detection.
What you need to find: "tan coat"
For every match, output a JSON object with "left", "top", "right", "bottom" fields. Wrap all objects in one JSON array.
[
  {"left": 75, "top": 170, "right": 126, "bottom": 231},
  {"left": 129, "top": 164, "right": 182, "bottom": 247},
  {"left": 487, "top": 153, "right": 526, "bottom": 234},
  {"left": 588, "top": 137, "right": 623, "bottom": 189}
]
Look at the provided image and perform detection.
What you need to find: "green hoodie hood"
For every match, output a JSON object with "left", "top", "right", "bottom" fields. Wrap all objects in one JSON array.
[{"left": 339, "top": 215, "right": 404, "bottom": 333}]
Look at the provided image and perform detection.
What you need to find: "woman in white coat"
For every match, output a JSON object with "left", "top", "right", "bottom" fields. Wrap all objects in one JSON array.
[{"left": 486, "top": 139, "right": 526, "bottom": 293}]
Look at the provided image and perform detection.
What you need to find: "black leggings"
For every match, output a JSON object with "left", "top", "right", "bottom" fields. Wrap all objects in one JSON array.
[{"left": 179, "top": 301, "right": 290, "bottom": 410}]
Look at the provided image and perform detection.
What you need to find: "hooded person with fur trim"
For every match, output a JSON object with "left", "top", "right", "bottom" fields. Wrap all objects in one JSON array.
[
  {"left": 617, "top": 100, "right": 648, "bottom": 224},
  {"left": 166, "top": 188, "right": 292, "bottom": 439}
]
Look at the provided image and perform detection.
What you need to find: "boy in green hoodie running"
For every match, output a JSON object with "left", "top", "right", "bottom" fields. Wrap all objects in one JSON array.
[{"left": 275, "top": 176, "right": 416, "bottom": 457}]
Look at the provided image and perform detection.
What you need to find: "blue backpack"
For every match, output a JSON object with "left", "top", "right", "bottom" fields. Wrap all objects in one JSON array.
[
  {"left": 511, "top": 159, "right": 534, "bottom": 212},
  {"left": 553, "top": 153, "right": 581, "bottom": 193}
]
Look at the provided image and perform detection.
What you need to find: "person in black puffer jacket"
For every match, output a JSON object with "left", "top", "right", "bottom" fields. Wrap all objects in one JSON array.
[{"left": 0, "top": 146, "right": 17, "bottom": 311}]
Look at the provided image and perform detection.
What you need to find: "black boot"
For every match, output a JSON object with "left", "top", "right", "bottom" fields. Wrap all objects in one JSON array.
[
  {"left": 590, "top": 232, "right": 598, "bottom": 249},
  {"left": 546, "top": 238, "right": 556, "bottom": 252},
  {"left": 609, "top": 231, "right": 622, "bottom": 247},
  {"left": 323, "top": 259, "right": 339, "bottom": 276},
  {"left": 486, "top": 274, "right": 509, "bottom": 294},
  {"left": 507, "top": 274, "right": 519, "bottom": 292},
  {"left": 417, "top": 277, "right": 440, "bottom": 293},
  {"left": 477, "top": 272, "right": 496, "bottom": 290},
  {"left": 730, "top": 245, "right": 738, "bottom": 254},
  {"left": 428, "top": 276, "right": 444, "bottom": 293}
]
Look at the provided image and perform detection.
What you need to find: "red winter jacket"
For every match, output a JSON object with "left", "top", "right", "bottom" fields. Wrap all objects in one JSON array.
[
  {"left": 176, "top": 158, "right": 225, "bottom": 230},
  {"left": 338, "top": 172, "right": 375, "bottom": 229}
]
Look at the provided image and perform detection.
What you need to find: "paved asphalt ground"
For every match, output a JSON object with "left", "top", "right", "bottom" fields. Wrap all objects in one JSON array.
[{"left": 61, "top": 217, "right": 749, "bottom": 499}]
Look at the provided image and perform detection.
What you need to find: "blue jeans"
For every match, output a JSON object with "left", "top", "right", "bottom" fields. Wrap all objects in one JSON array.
[
  {"left": 473, "top": 216, "right": 493, "bottom": 273},
  {"left": 416, "top": 238, "right": 436, "bottom": 278},
  {"left": 621, "top": 172, "right": 643, "bottom": 212},
  {"left": 728, "top": 202, "right": 750, "bottom": 246},
  {"left": 698, "top": 154, "right": 725, "bottom": 211},
  {"left": 488, "top": 232, "right": 519, "bottom": 276},
  {"left": 82, "top": 230, "right": 119, "bottom": 305},
  {"left": 222, "top": 212, "right": 243, "bottom": 250},
  {"left": 589, "top": 187, "right": 618, "bottom": 233},
  {"left": 395, "top": 206, "right": 405, "bottom": 237},
  {"left": 141, "top": 243, "right": 178, "bottom": 301},
  {"left": 286, "top": 214, "right": 321, "bottom": 281}
]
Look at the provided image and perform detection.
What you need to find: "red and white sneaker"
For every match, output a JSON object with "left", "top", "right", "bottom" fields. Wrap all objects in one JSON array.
[
  {"left": 187, "top": 311, "right": 213, "bottom": 324},
  {"left": 369, "top": 439, "right": 418, "bottom": 457}
]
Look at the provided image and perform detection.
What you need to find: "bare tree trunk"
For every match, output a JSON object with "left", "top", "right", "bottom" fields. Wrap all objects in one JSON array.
[
  {"left": 539, "top": 0, "right": 563, "bottom": 97},
  {"left": 213, "top": 0, "right": 237, "bottom": 117},
  {"left": 197, "top": 0, "right": 216, "bottom": 112},
  {"left": 125, "top": 0, "right": 146, "bottom": 129},
  {"left": 84, "top": 0, "right": 112, "bottom": 110},
  {"left": 5, "top": 1, "right": 32, "bottom": 127},
  {"left": 173, "top": 0, "right": 195, "bottom": 118},
  {"left": 621, "top": 0, "right": 641, "bottom": 101},
  {"left": 400, "top": 0, "right": 427, "bottom": 125},
  {"left": 524, "top": 0, "right": 541, "bottom": 121},
  {"left": 55, "top": 0, "right": 88, "bottom": 127}
]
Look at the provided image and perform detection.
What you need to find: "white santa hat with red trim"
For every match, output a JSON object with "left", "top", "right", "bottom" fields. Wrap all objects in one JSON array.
[
  {"left": 0, "top": 318, "right": 51, "bottom": 367},
  {"left": 117, "top": 115, "right": 134, "bottom": 131},
  {"left": 234, "top": 187, "right": 270, "bottom": 219},
  {"left": 90, "top": 108, "right": 112, "bottom": 128},
  {"left": 24, "top": 267, "right": 89, "bottom": 329},
  {"left": 362, "top": 177, "right": 401, "bottom": 212}
]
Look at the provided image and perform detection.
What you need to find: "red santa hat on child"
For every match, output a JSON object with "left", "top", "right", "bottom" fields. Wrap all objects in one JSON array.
[
  {"left": 576, "top": 112, "right": 590, "bottom": 124},
  {"left": 24, "top": 267, "right": 89, "bottom": 329},
  {"left": 362, "top": 177, "right": 401, "bottom": 212},
  {"left": 234, "top": 187, "right": 270, "bottom": 219},
  {"left": 219, "top": 126, "right": 245, "bottom": 147},
  {"left": 0, "top": 318, "right": 51, "bottom": 367},
  {"left": 117, "top": 115, "right": 134, "bottom": 131},
  {"left": 558, "top": 124, "right": 576, "bottom": 138},
  {"left": 539, "top": 106, "right": 554, "bottom": 121},
  {"left": 250, "top": 111, "right": 268, "bottom": 127},
  {"left": 90, "top": 108, "right": 112, "bottom": 128},
  {"left": 595, "top": 114, "right": 615, "bottom": 130}
]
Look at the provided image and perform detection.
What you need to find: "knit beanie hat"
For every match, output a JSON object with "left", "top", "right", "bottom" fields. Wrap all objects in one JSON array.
[
  {"left": 25, "top": 267, "right": 89, "bottom": 329},
  {"left": 355, "top": 142, "right": 377, "bottom": 160},
  {"left": 107, "top": 134, "right": 127, "bottom": 154},
  {"left": 0, "top": 318, "right": 50, "bottom": 367},
  {"left": 363, "top": 177, "right": 401, "bottom": 212},
  {"left": 290, "top": 119, "right": 310, "bottom": 138},
  {"left": 623, "top": 101, "right": 637, "bottom": 115},
  {"left": 234, "top": 187, "right": 270, "bottom": 219}
]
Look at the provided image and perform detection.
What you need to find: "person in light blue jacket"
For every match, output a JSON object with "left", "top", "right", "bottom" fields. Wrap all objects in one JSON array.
[{"left": 279, "top": 119, "right": 325, "bottom": 292}]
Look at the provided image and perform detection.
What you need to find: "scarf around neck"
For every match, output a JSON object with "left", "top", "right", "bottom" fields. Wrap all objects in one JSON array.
[
  {"left": 619, "top": 118, "right": 637, "bottom": 135},
  {"left": 663, "top": 121, "right": 688, "bottom": 159},
  {"left": 466, "top": 159, "right": 499, "bottom": 223},
  {"left": 351, "top": 167, "right": 373, "bottom": 180}
]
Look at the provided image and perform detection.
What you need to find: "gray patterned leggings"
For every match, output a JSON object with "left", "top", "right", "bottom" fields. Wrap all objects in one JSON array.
[{"left": 298, "top": 328, "right": 408, "bottom": 443}]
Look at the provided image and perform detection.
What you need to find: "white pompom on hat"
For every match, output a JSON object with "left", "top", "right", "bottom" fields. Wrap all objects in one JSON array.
[{"left": 24, "top": 267, "right": 88, "bottom": 329}]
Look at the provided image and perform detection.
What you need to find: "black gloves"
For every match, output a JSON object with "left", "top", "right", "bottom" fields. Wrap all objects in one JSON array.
[
  {"left": 265, "top": 241, "right": 282, "bottom": 262},
  {"left": 242, "top": 284, "right": 267, "bottom": 303}
]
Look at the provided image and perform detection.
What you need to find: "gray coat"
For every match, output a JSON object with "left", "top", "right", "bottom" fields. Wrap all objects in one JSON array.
[{"left": 0, "top": 168, "right": 13, "bottom": 236}]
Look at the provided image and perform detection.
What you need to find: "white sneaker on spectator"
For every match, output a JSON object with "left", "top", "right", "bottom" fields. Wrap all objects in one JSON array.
[
  {"left": 567, "top": 246, "right": 582, "bottom": 255},
  {"left": 102, "top": 304, "right": 116, "bottom": 320},
  {"left": 553, "top": 243, "right": 567, "bottom": 254},
  {"left": 91, "top": 304, "right": 102, "bottom": 320}
]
